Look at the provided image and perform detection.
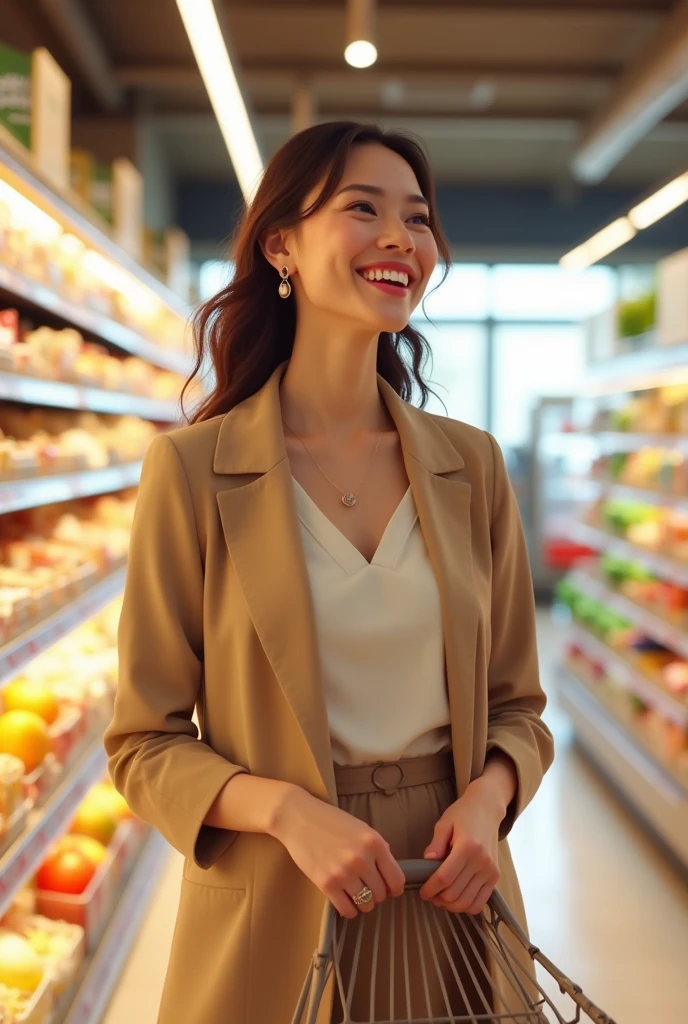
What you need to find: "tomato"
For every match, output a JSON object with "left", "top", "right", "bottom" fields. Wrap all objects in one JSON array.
[{"left": 37, "top": 845, "right": 97, "bottom": 895}]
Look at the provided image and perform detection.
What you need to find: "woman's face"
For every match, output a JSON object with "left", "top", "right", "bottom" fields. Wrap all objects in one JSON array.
[{"left": 283, "top": 143, "right": 439, "bottom": 335}]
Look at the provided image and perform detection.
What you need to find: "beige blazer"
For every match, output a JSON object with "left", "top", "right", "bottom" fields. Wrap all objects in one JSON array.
[{"left": 104, "top": 361, "right": 554, "bottom": 1024}]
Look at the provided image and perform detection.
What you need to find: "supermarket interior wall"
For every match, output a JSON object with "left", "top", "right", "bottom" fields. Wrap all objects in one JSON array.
[{"left": 175, "top": 177, "right": 688, "bottom": 263}]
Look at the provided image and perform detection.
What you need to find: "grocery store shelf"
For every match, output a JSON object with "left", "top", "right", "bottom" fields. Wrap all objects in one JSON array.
[
  {"left": 568, "top": 475, "right": 688, "bottom": 512},
  {"left": 0, "top": 125, "right": 185, "bottom": 316},
  {"left": 0, "top": 263, "right": 191, "bottom": 376},
  {"left": 593, "top": 432, "right": 688, "bottom": 454},
  {"left": 0, "top": 741, "right": 107, "bottom": 918},
  {"left": 569, "top": 621, "right": 688, "bottom": 727},
  {"left": 0, "top": 566, "right": 127, "bottom": 686},
  {"left": 60, "top": 830, "right": 169, "bottom": 1024},
  {"left": 601, "top": 482, "right": 688, "bottom": 512},
  {"left": 584, "top": 339, "right": 688, "bottom": 395},
  {"left": 568, "top": 568, "right": 688, "bottom": 659},
  {"left": 558, "top": 667, "right": 688, "bottom": 869},
  {"left": 0, "top": 462, "right": 142, "bottom": 515},
  {"left": 0, "top": 371, "right": 180, "bottom": 421},
  {"left": 567, "top": 519, "right": 688, "bottom": 588}
]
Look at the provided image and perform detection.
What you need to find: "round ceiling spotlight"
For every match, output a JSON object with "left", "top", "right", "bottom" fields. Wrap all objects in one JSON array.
[{"left": 345, "top": 0, "right": 378, "bottom": 69}]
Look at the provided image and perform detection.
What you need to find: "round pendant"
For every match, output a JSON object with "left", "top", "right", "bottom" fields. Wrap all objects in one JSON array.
[{"left": 342, "top": 493, "right": 357, "bottom": 507}]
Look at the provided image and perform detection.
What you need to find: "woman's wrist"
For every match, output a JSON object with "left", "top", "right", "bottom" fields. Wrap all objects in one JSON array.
[
  {"left": 205, "top": 774, "right": 304, "bottom": 836},
  {"left": 467, "top": 754, "right": 518, "bottom": 823}
]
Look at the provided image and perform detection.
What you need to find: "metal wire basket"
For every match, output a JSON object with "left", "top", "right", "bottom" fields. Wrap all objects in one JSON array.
[{"left": 291, "top": 859, "right": 617, "bottom": 1024}]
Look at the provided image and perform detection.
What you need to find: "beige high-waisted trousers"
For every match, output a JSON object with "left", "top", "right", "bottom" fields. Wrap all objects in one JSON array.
[{"left": 330, "top": 751, "right": 492, "bottom": 1023}]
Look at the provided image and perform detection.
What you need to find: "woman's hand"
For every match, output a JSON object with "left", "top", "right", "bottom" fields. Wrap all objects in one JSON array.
[
  {"left": 269, "top": 786, "right": 406, "bottom": 920},
  {"left": 419, "top": 757, "right": 517, "bottom": 916}
]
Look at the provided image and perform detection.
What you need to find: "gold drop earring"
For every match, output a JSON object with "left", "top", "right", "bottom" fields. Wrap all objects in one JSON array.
[{"left": 278, "top": 266, "right": 292, "bottom": 299}]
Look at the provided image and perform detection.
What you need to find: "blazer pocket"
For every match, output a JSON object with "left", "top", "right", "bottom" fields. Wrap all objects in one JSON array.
[
  {"left": 183, "top": 857, "right": 247, "bottom": 890},
  {"left": 159, "top": 880, "right": 250, "bottom": 1024}
]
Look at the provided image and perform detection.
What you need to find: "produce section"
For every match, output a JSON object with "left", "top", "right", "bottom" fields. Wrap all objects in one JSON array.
[
  {"left": 0, "top": 122, "right": 181, "bottom": 1023},
  {"left": 560, "top": 320, "right": 688, "bottom": 870}
]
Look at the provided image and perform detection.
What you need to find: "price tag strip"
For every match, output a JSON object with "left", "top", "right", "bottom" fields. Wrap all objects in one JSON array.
[
  {"left": 0, "top": 372, "right": 178, "bottom": 422},
  {"left": 61, "top": 831, "right": 169, "bottom": 1024},
  {"left": 0, "top": 742, "right": 107, "bottom": 917},
  {"left": 567, "top": 520, "right": 688, "bottom": 589},
  {"left": 0, "top": 566, "right": 127, "bottom": 687},
  {"left": 0, "top": 263, "right": 191, "bottom": 376},
  {"left": 570, "top": 623, "right": 688, "bottom": 727},
  {"left": 0, "top": 463, "right": 143, "bottom": 515}
]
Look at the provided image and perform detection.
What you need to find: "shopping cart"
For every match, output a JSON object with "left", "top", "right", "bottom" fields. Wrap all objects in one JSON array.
[{"left": 291, "top": 859, "right": 617, "bottom": 1024}]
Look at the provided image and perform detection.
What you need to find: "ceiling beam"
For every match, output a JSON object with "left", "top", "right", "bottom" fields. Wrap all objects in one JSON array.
[
  {"left": 572, "top": 0, "right": 688, "bottom": 183},
  {"left": 228, "top": 1, "right": 670, "bottom": 10},
  {"left": 115, "top": 62, "right": 617, "bottom": 91},
  {"left": 34, "top": 0, "right": 123, "bottom": 110}
]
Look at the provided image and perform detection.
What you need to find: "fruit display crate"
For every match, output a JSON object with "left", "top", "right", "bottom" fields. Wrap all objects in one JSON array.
[
  {"left": 0, "top": 567, "right": 126, "bottom": 689},
  {"left": 558, "top": 666, "right": 688, "bottom": 869},
  {"left": 568, "top": 621, "right": 688, "bottom": 727},
  {"left": 59, "top": 830, "right": 168, "bottom": 1024},
  {"left": 567, "top": 567, "right": 688, "bottom": 659},
  {"left": 37, "top": 819, "right": 147, "bottom": 954},
  {"left": 0, "top": 372, "right": 179, "bottom": 422},
  {"left": 0, "top": 464, "right": 142, "bottom": 516},
  {"left": 568, "top": 519, "right": 688, "bottom": 588},
  {"left": 0, "top": 742, "right": 107, "bottom": 919}
]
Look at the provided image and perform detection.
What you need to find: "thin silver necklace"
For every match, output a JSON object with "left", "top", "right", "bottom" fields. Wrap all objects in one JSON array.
[{"left": 283, "top": 419, "right": 381, "bottom": 507}]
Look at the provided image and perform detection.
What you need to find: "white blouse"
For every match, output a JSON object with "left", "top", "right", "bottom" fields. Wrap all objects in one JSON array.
[{"left": 292, "top": 479, "right": 452, "bottom": 767}]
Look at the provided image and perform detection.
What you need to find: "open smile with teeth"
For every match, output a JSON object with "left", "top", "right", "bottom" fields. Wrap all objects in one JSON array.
[{"left": 359, "top": 268, "right": 410, "bottom": 288}]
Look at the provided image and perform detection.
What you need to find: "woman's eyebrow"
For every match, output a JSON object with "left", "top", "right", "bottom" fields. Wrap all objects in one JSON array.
[{"left": 335, "top": 183, "right": 429, "bottom": 206}]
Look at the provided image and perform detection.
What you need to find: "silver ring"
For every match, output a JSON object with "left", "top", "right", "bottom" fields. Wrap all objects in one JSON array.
[{"left": 352, "top": 886, "right": 374, "bottom": 907}]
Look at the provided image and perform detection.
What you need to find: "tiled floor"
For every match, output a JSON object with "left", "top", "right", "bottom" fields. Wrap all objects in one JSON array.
[{"left": 104, "top": 612, "right": 688, "bottom": 1023}]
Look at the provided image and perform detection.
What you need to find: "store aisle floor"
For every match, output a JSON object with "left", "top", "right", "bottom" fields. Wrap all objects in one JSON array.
[{"left": 103, "top": 612, "right": 688, "bottom": 1024}]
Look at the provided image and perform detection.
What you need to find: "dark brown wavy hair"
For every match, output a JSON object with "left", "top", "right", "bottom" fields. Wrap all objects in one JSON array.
[{"left": 182, "top": 121, "right": 451, "bottom": 423}]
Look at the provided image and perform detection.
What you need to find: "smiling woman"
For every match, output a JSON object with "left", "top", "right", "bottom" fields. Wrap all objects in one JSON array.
[
  {"left": 181, "top": 122, "right": 451, "bottom": 422},
  {"left": 104, "top": 120, "right": 554, "bottom": 1024}
]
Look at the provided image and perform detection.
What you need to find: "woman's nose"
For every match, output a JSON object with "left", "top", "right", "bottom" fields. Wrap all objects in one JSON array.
[{"left": 379, "top": 222, "right": 415, "bottom": 252}]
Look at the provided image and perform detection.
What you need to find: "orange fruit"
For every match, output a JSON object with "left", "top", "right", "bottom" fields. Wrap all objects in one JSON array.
[
  {"left": 59, "top": 834, "right": 107, "bottom": 867},
  {"left": 70, "top": 799, "right": 117, "bottom": 846},
  {"left": 3, "top": 679, "right": 59, "bottom": 725},
  {"left": 0, "top": 710, "right": 51, "bottom": 773},
  {"left": 89, "top": 783, "right": 132, "bottom": 821}
]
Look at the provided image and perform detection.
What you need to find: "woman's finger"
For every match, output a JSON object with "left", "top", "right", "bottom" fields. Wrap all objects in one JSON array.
[
  {"left": 434, "top": 859, "right": 480, "bottom": 904},
  {"left": 419, "top": 843, "right": 472, "bottom": 900},
  {"left": 466, "top": 880, "right": 496, "bottom": 916},
  {"left": 344, "top": 868, "right": 385, "bottom": 914},
  {"left": 440, "top": 869, "right": 496, "bottom": 914}
]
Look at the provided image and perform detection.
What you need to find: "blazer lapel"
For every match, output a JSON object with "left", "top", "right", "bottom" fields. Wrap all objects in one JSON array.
[
  {"left": 379, "top": 379, "right": 478, "bottom": 797},
  {"left": 214, "top": 364, "right": 337, "bottom": 804},
  {"left": 213, "top": 363, "right": 479, "bottom": 805}
]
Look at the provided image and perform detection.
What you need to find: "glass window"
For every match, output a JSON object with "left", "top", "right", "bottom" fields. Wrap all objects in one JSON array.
[
  {"left": 420, "top": 264, "right": 490, "bottom": 322},
  {"left": 199, "top": 259, "right": 234, "bottom": 299},
  {"left": 490, "top": 264, "right": 616, "bottom": 321},
  {"left": 492, "top": 324, "right": 585, "bottom": 449},
  {"left": 416, "top": 322, "right": 488, "bottom": 429}
]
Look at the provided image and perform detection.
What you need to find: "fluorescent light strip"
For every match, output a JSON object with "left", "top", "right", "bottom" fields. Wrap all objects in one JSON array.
[
  {"left": 629, "top": 170, "right": 688, "bottom": 229},
  {"left": 561, "top": 167, "right": 688, "bottom": 269},
  {"left": 560, "top": 217, "right": 636, "bottom": 271},
  {"left": 176, "top": 0, "right": 263, "bottom": 201}
]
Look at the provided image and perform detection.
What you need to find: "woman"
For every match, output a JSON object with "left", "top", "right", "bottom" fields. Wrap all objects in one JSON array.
[{"left": 105, "top": 121, "right": 554, "bottom": 1024}]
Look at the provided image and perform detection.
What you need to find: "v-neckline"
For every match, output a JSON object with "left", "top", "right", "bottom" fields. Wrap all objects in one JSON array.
[{"left": 292, "top": 479, "right": 416, "bottom": 574}]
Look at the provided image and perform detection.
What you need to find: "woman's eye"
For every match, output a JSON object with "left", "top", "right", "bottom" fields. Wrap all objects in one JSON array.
[
  {"left": 348, "top": 201, "right": 376, "bottom": 214},
  {"left": 409, "top": 213, "right": 430, "bottom": 226}
]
